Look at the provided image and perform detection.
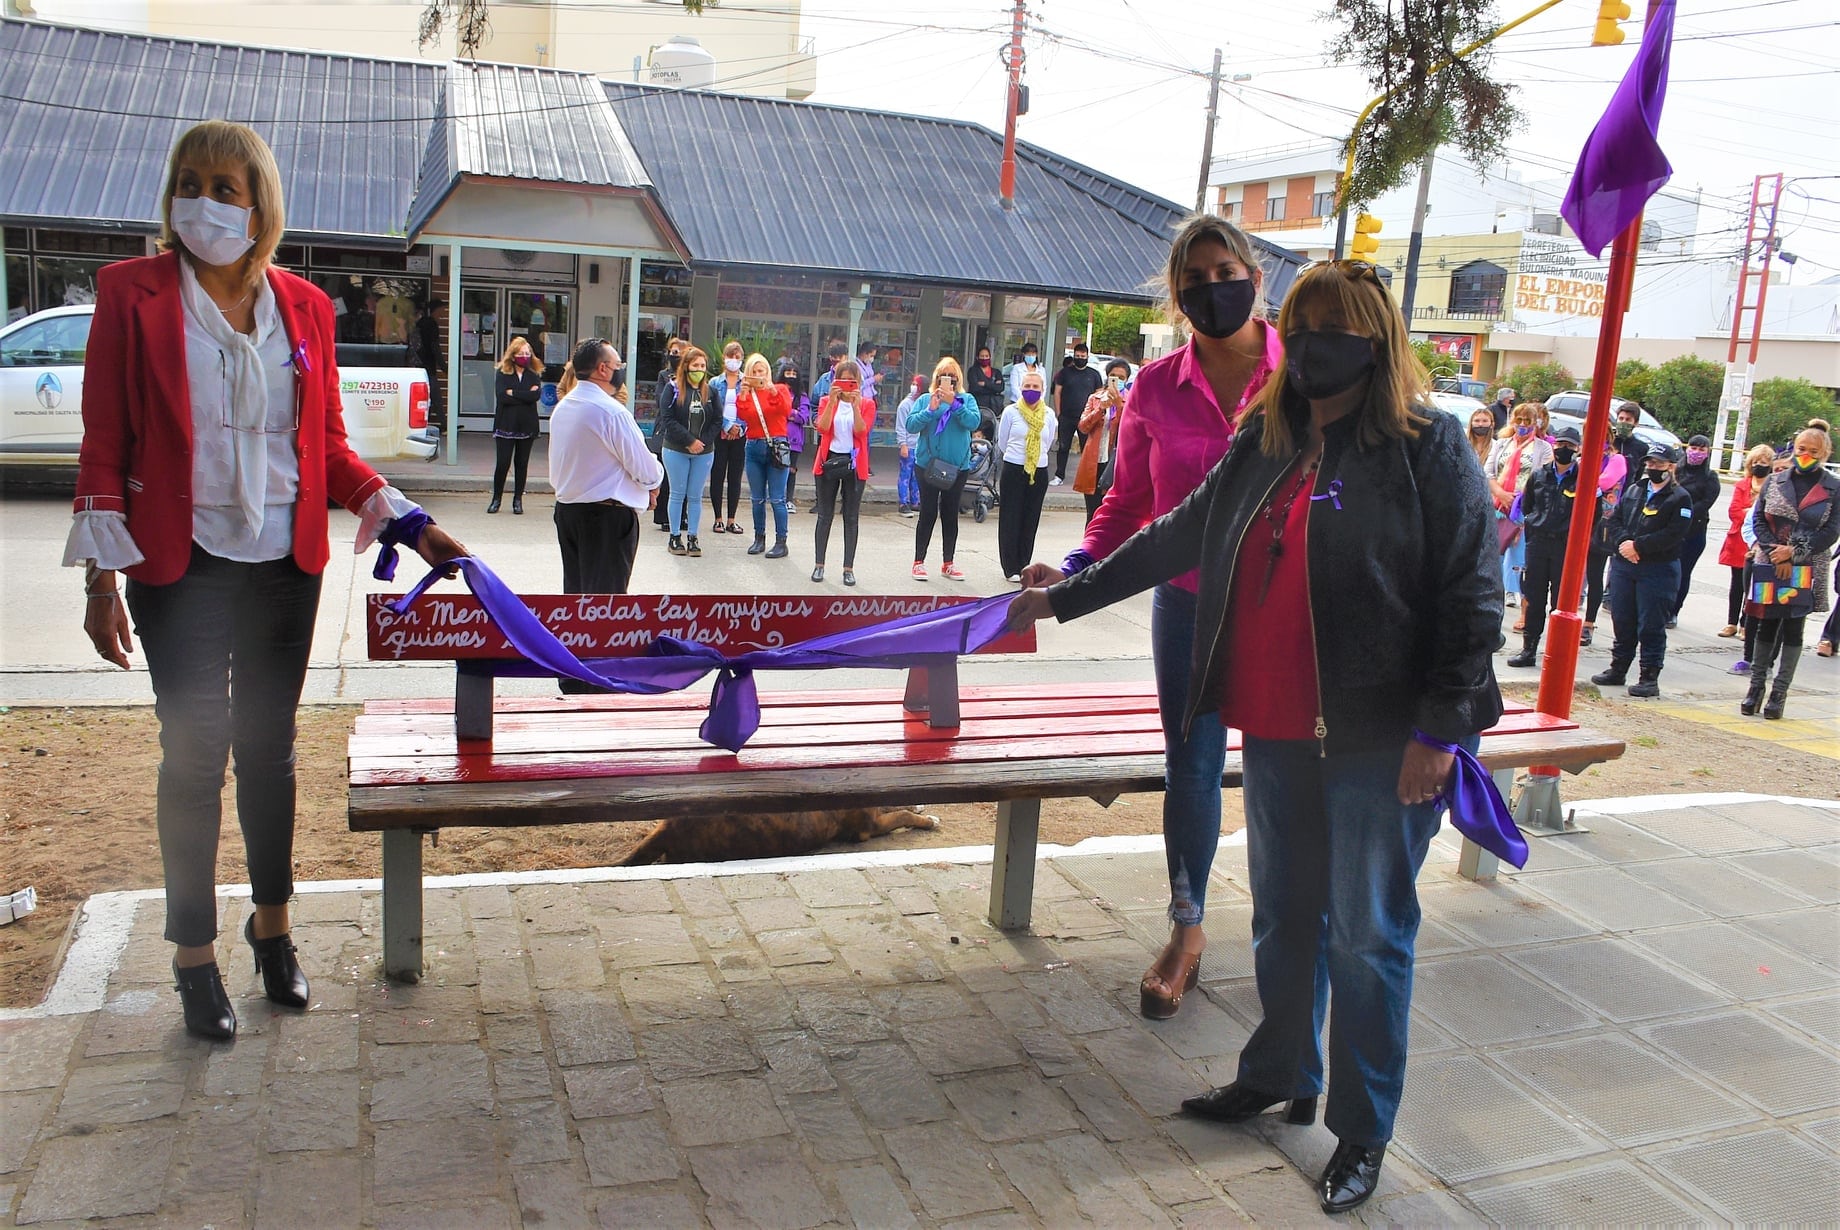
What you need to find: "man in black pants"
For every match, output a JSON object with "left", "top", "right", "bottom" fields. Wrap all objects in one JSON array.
[
  {"left": 1509, "top": 425, "right": 1582, "bottom": 668},
  {"left": 1050, "top": 340, "right": 1104, "bottom": 485},
  {"left": 548, "top": 339, "right": 663, "bottom": 693},
  {"left": 1593, "top": 443, "right": 1693, "bottom": 698}
]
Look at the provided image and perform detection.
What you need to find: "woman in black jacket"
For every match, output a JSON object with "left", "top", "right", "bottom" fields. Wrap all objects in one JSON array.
[
  {"left": 967, "top": 344, "right": 1005, "bottom": 431},
  {"left": 1670, "top": 433, "right": 1722, "bottom": 626},
  {"left": 654, "top": 346, "right": 723, "bottom": 556},
  {"left": 1744, "top": 426, "right": 1837, "bottom": 717},
  {"left": 490, "top": 337, "right": 544, "bottom": 514},
  {"left": 1007, "top": 261, "right": 1501, "bottom": 1216}
]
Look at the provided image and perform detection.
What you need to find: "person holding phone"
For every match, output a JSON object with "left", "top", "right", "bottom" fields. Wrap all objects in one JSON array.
[
  {"left": 706, "top": 341, "right": 749, "bottom": 534},
  {"left": 738, "top": 352, "right": 793, "bottom": 559},
  {"left": 909, "top": 359, "right": 982, "bottom": 581},
  {"left": 1074, "top": 361, "right": 1131, "bottom": 523},
  {"left": 809, "top": 357, "right": 876, "bottom": 584}
]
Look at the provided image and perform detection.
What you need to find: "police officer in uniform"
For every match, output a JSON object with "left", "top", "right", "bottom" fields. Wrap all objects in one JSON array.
[
  {"left": 1508, "top": 424, "right": 1584, "bottom": 669},
  {"left": 1593, "top": 442, "right": 1694, "bottom": 697}
]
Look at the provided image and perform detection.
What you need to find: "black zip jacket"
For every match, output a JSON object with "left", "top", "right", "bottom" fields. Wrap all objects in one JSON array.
[
  {"left": 493, "top": 369, "right": 542, "bottom": 437},
  {"left": 1610, "top": 477, "right": 1693, "bottom": 561},
  {"left": 967, "top": 362, "right": 1005, "bottom": 415},
  {"left": 1520, "top": 461, "right": 1582, "bottom": 540},
  {"left": 655, "top": 377, "right": 723, "bottom": 454},
  {"left": 1675, "top": 460, "right": 1721, "bottom": 530},
  {"left": 1049, "top": 405, "right": 1504, "bottom": 752}
]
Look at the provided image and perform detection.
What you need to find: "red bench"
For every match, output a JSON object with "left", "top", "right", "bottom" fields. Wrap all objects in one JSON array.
[{"left": 351, "top": 591, "right": 1623, "bottom": 980}]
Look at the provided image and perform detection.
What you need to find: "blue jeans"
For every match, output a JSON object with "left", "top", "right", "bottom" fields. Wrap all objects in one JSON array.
[
  {"left": 1499, "top": 511, "right": 1524, "bottom": 596},
  {"left": 745, "top": 438, "right": 790, "bottom": 539},
  {"left": 1150, "top": 583, "right": 1228, "bottom": 926},
  {"left": 897, "top": 453, "right": 920, "bottom": 507},
  {"left": 1237, "top": 733, "right": 1466, "bottom": 1147},
  {"left": 662, "top": 448, "right": 713, "bottom": 537},
  {"left": 1608, "top": 555, "right": 1679, "bottom": 670}
]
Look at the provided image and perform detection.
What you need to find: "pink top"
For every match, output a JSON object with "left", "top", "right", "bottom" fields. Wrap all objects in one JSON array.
[{"left": 1074, "top": 323, "right": 1283, "bottom": 591}]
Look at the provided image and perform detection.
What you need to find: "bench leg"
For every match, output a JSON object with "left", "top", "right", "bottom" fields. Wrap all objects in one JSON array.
[
  {"left": 988, "top": 797, "right": 1041, "bottom": 931},
  {"left": 456, "top": 669, "right": 494, "bottom": 742},
  {"left": 382, "top": 829, "right": 425, "bottom": 983},
  {"left": 1457, "top": 768, "right": 1514, "bottom": 882}
]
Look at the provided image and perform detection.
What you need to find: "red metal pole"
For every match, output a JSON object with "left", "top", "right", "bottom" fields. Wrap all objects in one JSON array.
[
  {"left": 1533, "top": 210, "right": 1644, "bottom": 747},
  {"left": 998, "top": 0, "right": 1025, "bottom": 208}
]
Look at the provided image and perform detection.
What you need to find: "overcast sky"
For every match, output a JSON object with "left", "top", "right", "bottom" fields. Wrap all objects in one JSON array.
[{"left": 794, "top": 0, "right": 1839, "bottom": 278}]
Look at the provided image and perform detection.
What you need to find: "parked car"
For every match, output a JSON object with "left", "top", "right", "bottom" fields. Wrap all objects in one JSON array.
[
  {"left": 1541, "top": 390, "right": 1682, "bottom": 452},
  {"left": 1427, "top": 391, "right": 1488, "bottom": 422},
  {"left": 1433, "top": 375, "right": 1490, "bottom": 399},
  {"left": 0, "top": 305, "right": 438, "bottom": 465}
]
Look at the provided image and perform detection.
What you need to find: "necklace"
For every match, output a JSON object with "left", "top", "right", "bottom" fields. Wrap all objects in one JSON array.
[
  {"left": 214, "top": 288, "right": 253, "bottom": 315},
  {"left": 1257, "top": 449, "right": 1321, "bottom": 605}
]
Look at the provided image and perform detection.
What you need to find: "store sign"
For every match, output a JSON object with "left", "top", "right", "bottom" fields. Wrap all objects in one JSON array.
[
  {"left": 1426, "top": 333, "right": 1476, "bottom": 363},
  {"left": 1514, "top": 235, "right": 1608, "bottom": 322}
]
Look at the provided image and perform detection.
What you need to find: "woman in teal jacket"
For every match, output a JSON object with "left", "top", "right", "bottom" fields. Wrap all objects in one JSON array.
[{"left": 908, "top": 358, "right": 984, "bottom": 580}]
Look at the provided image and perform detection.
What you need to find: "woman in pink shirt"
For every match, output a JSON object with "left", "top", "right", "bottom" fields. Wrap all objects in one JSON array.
[{"left": 1022, "top": 215, "right": 1281, "bottom": 1019}]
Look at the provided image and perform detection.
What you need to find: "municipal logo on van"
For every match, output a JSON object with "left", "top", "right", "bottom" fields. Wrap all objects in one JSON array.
[{"left": 36, "top": 372, "right": 62, "bottom": 409}]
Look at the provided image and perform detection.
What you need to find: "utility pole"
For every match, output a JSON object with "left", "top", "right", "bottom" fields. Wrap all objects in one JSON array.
[
  {"left": 1712, "top": 172, "right": 1784, "bottom": 470},
  {"left": 998, "top": 0, "right": 1027, "bottom": 209},
  {"left": 1398, "top": 150, "right": 1436, "bottom": 325},
  {"left": 1194, "top": 48, "right": 1223, "bottom": 214}
]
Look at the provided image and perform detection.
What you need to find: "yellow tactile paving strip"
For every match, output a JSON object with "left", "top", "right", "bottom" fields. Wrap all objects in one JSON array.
[{"left": 1650, "top": 700, "right": 1840, "bottom": 762}]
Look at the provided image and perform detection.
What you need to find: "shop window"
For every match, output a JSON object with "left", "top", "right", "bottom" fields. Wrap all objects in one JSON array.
[
  {"left": 33, "top": 257, "right": 110, "bottom": 309},
  {"left": 1448, "top": 261, "right": 1506, "bottom": 317},
  {"left": 5, "top": 253, "right": 27, "bottom": 325},
  {"left": 310, "top": 272, "right": 424, "bottom": 345},
  {"left": 31, "top": 230, "right": 144, "bottom": 258}
]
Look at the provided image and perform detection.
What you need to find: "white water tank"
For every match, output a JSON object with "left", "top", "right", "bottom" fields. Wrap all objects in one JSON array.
[{"left": 648, "top": 35, "right": 717, "bottom": 89}]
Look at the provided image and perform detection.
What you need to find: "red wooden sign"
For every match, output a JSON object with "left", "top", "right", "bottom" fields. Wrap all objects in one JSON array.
[{"left": 366, "top": 593, "right": 1037, "bottom": 661}]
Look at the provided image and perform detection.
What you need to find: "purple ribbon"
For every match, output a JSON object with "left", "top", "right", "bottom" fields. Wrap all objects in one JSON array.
[
  {"left": 1412, "top": 730, "right": 1528, "bottom": 868},
  {"left": 285, "top": 336, "right": 312, "bottom": 376},
  {"left": 388, "top": 556, "right": 1022, "bottom": 752},
  {"left": 1309, "top": 478, "right": 1344, "bottom": 511},
  {"left": 372, "top": 508, "right": 432, "bottom": 582}
]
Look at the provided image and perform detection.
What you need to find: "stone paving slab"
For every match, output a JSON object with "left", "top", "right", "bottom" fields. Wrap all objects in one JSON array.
[{"left": 2, "top": 796, "right": 1837, "bottom": 1226}]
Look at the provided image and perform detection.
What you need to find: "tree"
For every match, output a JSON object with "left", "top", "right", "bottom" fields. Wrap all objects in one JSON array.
[
  {"left": 1746, "top": 377, "right": 1836, "bottom": 451},
  {"left": 1613, "top": 358, "right": 1654, "bottom": 406},
  {"left": 1326, "top": 0, "right": 1523, "bottom": 209},
  {"left": 1645, "top": 355, "right": 1723, "bottom": 440},
  {"left": 1412, "top": 339, "right": 1456, "bottom": 380},
  {"left": 420, "top": 0, "right": 706, "bottom": 58},
  {"left": 1064, "top": 303, "right": 1156, "bottom": 361},
  {"left": 1491, "top": 360, "right": 1571, "bottom": 405}
]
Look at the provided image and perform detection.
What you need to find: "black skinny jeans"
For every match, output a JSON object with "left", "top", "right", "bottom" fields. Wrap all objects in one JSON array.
[
  {"left": 811, "top": 460, "right": 862, "bottom": 567},
  {"left": 914, "top": 469, "right": 971, "bottom": 564},
  {"left": 1585, "top": 543, "right": 1612, "bottom": 624},
  {"left": 492, "top": 434, "right": 535, "bottom": 500},
  {"left": 709, "top": 435, "right": 745, "bottom": 521},
  {"left": 125, "top": 546, "right": 321, "bottom": 947},
  {"left": 997, "top": 460, "right": 1050, "bottom": 578},
  {"left": 1518, "top": 532, "right": 1566, "bottom": 645}
]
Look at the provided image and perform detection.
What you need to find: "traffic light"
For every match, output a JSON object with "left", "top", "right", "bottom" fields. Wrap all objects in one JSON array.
[
  {"left": 1592, "top": 0, "right": 1631, "bottom": 46},
  {"left": 1349, "top": 213, "right": 1382, "bottom": 263}
]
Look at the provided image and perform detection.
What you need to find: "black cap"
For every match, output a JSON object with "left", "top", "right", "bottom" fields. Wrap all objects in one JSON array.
[
  {"left": 1688, "top": 434, "right": 1710, "bottom": 447},
  {"left": 1646, "top": 441, "right": 1679, "bottom": 462},
  {"left": 1552, "top": 425, "right": 1582, "bottom": 446}
]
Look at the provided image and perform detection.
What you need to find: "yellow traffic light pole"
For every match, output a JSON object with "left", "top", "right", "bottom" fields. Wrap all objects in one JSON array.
[{"left": 1332, "top": 0, "right": 1576, "bottom": 258}]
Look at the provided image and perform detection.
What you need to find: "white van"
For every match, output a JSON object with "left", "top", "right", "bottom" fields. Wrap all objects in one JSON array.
[{"left": 0, "top": 304, "right": 438, "bottom": 465}]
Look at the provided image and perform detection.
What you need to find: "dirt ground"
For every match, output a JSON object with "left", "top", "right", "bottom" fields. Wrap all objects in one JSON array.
[{"left": 2, "top": 686, "right": 1829, "bottom": 1008}]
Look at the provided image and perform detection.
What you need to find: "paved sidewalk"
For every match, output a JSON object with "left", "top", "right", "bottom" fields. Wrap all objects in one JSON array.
[{"left": 3, "top": 793, "right": 1836, "bottom": 1226}]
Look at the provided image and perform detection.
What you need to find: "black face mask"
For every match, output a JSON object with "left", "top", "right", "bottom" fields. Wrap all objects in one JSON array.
[
  {"left": 1284, "top": 331, "right": 1377, "bottom": 400},
  {"left": 1072, "top": 357, "right": 1088, "bottom": 368},
  {"left": 1749, "top": 463, "right": 1771, "bottom": 477},
  {"left": 1646, "top": 468, "right": 1670, "bottom": 485},
  {"left": 1179, "top": 278, "right": 1257, "bottom": 340},
  {"left": 1553, "top": 448, "right": 1577, "bottom": 468},
  {"left": 1470, "top": 423, "right": 1492, "bottom": 437}
]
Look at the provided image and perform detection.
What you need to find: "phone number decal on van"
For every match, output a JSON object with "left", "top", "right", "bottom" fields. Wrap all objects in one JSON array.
[{"left": 341, "top": 380, "right": 398, "bottom": 394}]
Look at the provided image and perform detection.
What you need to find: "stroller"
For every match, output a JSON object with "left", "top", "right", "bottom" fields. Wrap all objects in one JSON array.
[{"left": 960, "top": 435, "right": 998, "bottom": 522}]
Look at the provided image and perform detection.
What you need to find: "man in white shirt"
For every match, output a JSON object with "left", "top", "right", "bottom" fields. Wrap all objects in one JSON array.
[{"left": 549, "top": 339, "right": 663, "bottom": 623}]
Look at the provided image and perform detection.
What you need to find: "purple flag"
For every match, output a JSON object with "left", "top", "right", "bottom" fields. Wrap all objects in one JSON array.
[
  {"left": 1561, "top": 0, "right": 1676, "bottom": 257},
  {"left": 1412, "top": 731, "right": 1528, "bottom": 869}
]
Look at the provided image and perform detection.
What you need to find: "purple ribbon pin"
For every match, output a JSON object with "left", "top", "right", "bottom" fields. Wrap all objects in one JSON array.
[
  {"left": 285, "top": 337, "right": 312, "bottom": 376},
  {"left": 1309, "top": 478, "right": 1344, "bottom": 511}
]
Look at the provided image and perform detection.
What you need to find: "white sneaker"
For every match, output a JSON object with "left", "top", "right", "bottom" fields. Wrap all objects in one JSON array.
[
  {"left": 1005, "top": 574, "right": 1021, "bottom": 584},
  {"left": 1049, "top": 476, "right": 1063, "bottom": 486}
]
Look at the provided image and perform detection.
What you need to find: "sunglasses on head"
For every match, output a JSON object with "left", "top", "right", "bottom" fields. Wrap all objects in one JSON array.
[{"left": 1303, "top": 258, "right": 1384, "bottom": 284}]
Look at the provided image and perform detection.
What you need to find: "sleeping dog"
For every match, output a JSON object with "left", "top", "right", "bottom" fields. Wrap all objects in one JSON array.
[{"left": 618, "top": 807, "right": 938, "bottom": 866}]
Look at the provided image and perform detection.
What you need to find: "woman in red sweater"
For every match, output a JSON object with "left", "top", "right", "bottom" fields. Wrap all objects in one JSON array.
[
  {"left": 738, "top": 352, "right": 794, "bottom": 559},
  {"left": 809, "top": 358, "right": 877, "bottom": 585}
]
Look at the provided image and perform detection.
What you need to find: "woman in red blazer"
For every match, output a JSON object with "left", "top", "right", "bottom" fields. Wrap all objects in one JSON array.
[
  {"left": 807, "top": 355, "right": 876, "bottom": 585},
  {"left": 64, "top": 121, "right": 465, "bottom": 1040}
]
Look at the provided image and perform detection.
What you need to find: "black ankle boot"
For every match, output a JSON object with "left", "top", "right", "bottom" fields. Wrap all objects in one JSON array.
[
  {"left": 765, "top": 538, "right": 789, "bottom": 560},
  {"left": 1320, "top": 1140, "right": 1387, "bottom": 1214},
  {"left": 173, "top": 960, "right": 236, "bottom": 1040},
  {"left": 747, "top": 535, "right": 766, "bottom": 555},
  {"left": 1590, "top": 660, "right": 1629, "bottom": 687},
  {"left": 1507, "top": 638, "right": 1539, "bottom": 669},
  {"left": 1627, "top": 665, "right": 1661, "bottom": 698},
  {"left": 245, "top": 915, "right": 309, "bottom": 1009},
  {"left": 512, "top": 494, "right": 524, "bottom": 516},
  {"left": 486, "top": 495, "right": 502, "bottom": 514},
  {"left": 1180, "top": 1082, "right": 1317, "bottom": 1125}
]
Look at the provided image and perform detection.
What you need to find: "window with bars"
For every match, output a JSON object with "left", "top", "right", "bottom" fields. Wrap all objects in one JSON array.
[{"left": 1448, "top": 260, "right": 1507, "bottom": 317}]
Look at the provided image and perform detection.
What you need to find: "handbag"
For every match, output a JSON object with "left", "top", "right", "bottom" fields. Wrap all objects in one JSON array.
[
  {"left": 1495, "top": 510, "right": 1523, "bottom": 554},
  {"left": 820, "top": 452, "right": 855, "bottom": 477},
  {"left": 745, "top": 391, "right": 791, "bottom": 469},
  {"left": 921, "top": 456, "right": 961, "bottom": 491},
  {"left": 1747, "top": 560, "right": 1816, "bottom": 616}
]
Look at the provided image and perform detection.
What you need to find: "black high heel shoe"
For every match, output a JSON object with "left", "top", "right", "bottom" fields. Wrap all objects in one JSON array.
[
  {"left": 1320, "top": 1140, "right": 1387, "bottom": 1214},
  {"left": 1180, "top": 1082, "right": 1317, "bottom": 1125},
  {"left": 245, "top": 915, "right": 309, "bottom": 1009},
  {"left": 173, "top": 960, "right": 236, "bottom": 1040}
]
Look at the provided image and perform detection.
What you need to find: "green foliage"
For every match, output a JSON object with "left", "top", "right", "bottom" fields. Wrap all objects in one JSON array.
[
  {"left": 1491, "top": 361, "right": 1572, "bottom": 406},
  {"left": 421, "top": 0, "right": 706, "bottom": 55},
  {"left": 1412, "top": 339, "right": 1460, "bottom": 380},
  {"left": 1746, "top": 377, "right": 1836, "bottom": 451},
  {"left": 1326, "top": 0, "right": 1523, "bottom": 210},
  {"left": 1613, "top": 358, "right": 1654, "bottom": 406},
  {"left": 1646, "top": 355, "right": 1724, "bottom": 440},
  {"left": 1065, "top": 303, "right": 1155, "bottom": 361}
]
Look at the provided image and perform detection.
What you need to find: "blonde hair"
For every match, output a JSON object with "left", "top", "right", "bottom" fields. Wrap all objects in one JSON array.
[
  {"left": 1240, "top": 260, "right": 1431, "bottom": 458},
  {"left": 1744, "top": 443, "right": 1776, "bottom": 472},
  {"left": 1498, "top": 400, "right": 1543, "bottom": 440},
  {"left": 555, "top": 367, "right": 578, "bottom": 398},
  {"left": 496, "top": 336, "right": 545, "bottom": 377},
  {"left": 159, "top": 120, "right": 285, "bottom": 290},
  {"left": 1162, "top": 212, "right": 1266, "bottom": 327},
  {"left": 932, "top": 356, "right": 966, "bottom": 390},
  {"left": 1795, "top": 426, "right": 1833, "bottom": 461},
  {"left": 744, "top": 352, "right": 772, "bottom": 382}
]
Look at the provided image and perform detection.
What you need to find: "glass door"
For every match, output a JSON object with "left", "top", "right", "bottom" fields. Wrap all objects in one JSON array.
[
  {"left": 457, "top": 286, "right": 502, "bottom": 431},
  {"left": 507, "top": 290, "right": 572, "bottom": 431}
]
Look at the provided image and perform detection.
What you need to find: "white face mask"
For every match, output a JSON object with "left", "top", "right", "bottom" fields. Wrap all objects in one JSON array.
[
  {"left": 170, "top": 195, "right": 255, "bottom": 267},
  {"left": 724, "top": 357, "right": 742, "bottom": 373}
]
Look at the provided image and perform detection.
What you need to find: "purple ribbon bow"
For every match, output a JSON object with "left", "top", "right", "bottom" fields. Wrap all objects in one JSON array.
[
  {"left": 1412, "top": 730, "right": 1528, "bottom": 868},
  {"left": 1309, "top": 479, "right": 1344, "bottom": 511},
  {"left": 372, "top": 508, "right": 432, "bottom": 582},
  {"left": 388, "top": 556, "right": 1023, "bottom": 752},
  {"left": 285, "top": 337, "right": 312, "bottom": 376}
]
